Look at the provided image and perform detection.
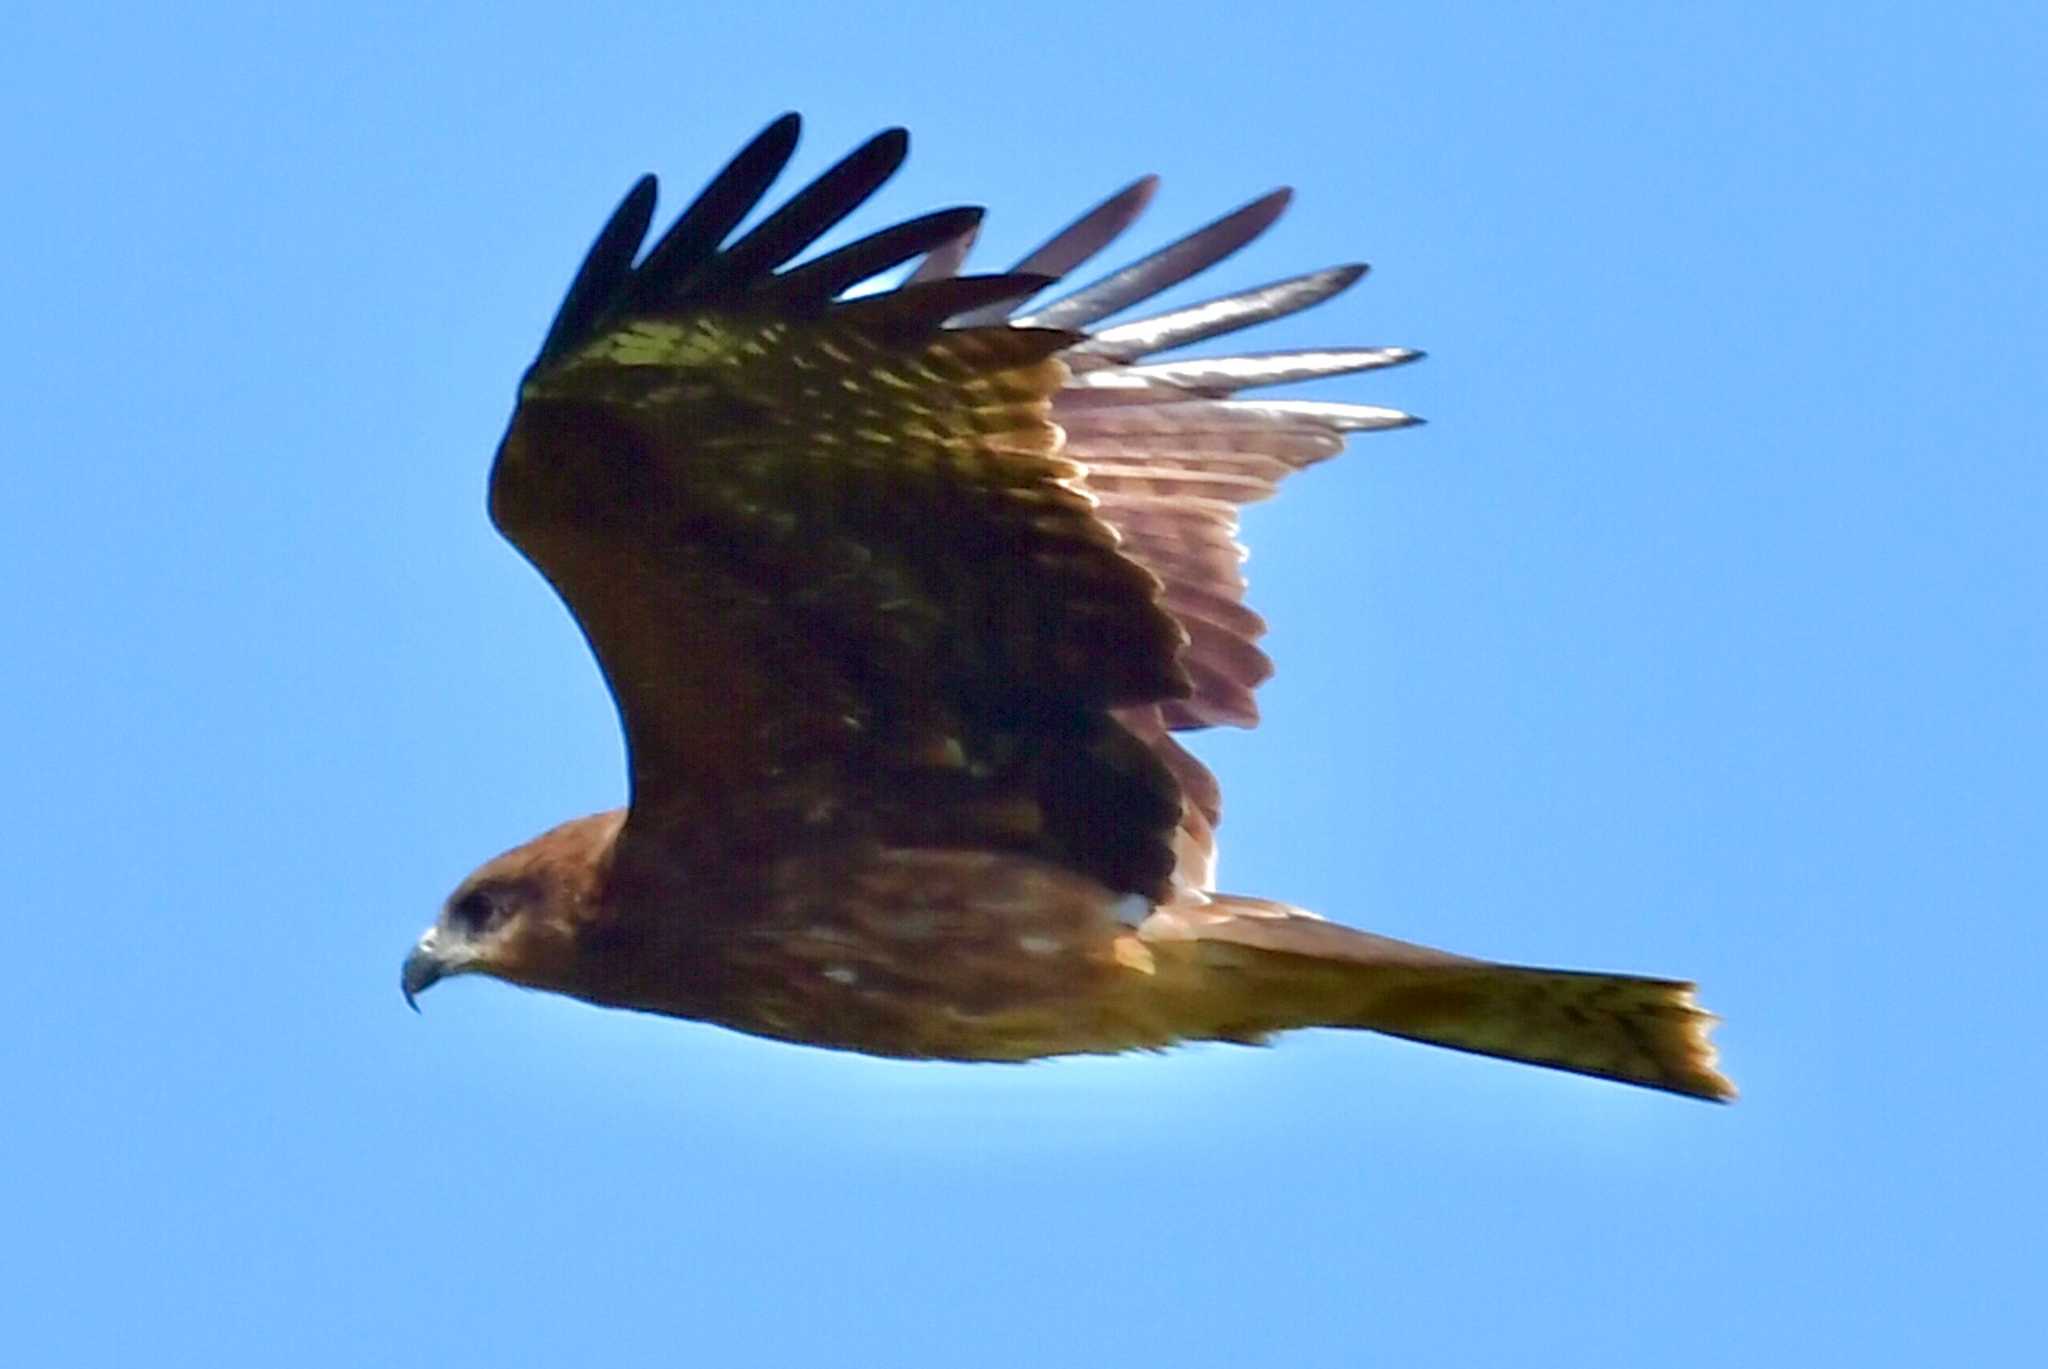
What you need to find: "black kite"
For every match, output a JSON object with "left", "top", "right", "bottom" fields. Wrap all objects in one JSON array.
[{"left": 401, "top": 116, "right": 1732, "bottom": 1101}]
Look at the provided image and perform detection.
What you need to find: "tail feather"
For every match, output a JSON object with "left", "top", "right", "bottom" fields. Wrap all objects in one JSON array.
[
  {"left": 1357, "top": 964, "right": 1734, "bottom": 1102},
  {"left": 1140, "top": 896, "right": 1735, "bottom": 1102}
]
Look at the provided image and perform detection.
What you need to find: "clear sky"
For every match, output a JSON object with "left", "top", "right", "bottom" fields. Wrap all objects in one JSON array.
[{"left": 5, "top": 3, "right": 2041, "bottom": 1365}]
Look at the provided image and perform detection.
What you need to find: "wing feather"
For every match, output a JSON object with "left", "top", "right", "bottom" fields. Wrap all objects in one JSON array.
[
  {"left": 757, "top": 206, "right": 984, "bottom": 312},
  {"left": 1070, "top": 264, "right": 1368, "bottom": 359},
  {"left": 1072, "top": 347, "right": 1423, "bottom": 395},
  {"left": 536, "top": 176, "right": 658, "bottom": 366},
  {"left": 949, "top": 176, "right": 1161, "bottom": 325},
  {"left": 835, "top": 273, "right": 1053, "bottom": 334},
  {"left": 1015, "top": 189, "right": 1293, "bottom": 330},
  {"left": 705, "top": 127, "right": 911, "bottom": 292},
  {"left": 903, "top": 222, "right": 978, "bottom": 285},
  {"left": 627, "top": 114, "right": 802, "bottom": 309}
]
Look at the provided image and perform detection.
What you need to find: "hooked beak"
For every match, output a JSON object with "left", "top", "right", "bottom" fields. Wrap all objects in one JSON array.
[{"left": 401, "top": 934, "right": 446, "bottom": 1012}]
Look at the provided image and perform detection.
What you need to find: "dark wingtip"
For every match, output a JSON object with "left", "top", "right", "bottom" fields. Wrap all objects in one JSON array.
[
  {"left": 753, "top": 113, "right": 804, "bottom": 177},
  {"left": 761, "top": 204, "right": 993, "bottom": 312},
  {"left": 708, "top": 124, "right": 915, "bottom": 290},
  {"left": 873, "top": 126, "right": 909, "bottom": 159},
  {"left": 749, "top": 112, "right": 803, "bottom": 167},
  {"left": 534, "top": 174, "right": 661, "bottom": 363}
]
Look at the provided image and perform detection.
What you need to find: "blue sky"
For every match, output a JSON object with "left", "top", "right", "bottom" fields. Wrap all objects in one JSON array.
[{"left": 5, "top": 3, "right": 2041, "bottom": 1364}]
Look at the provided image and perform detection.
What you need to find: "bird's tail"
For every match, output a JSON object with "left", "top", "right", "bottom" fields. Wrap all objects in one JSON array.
[{"left": 1138, "top": 896, "right": 1735, "bottom": 1101}]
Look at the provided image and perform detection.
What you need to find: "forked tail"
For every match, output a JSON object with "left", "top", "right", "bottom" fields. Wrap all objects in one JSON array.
[{"left": 1141, "top": 896, "right": 1735, "bottom": 1101}]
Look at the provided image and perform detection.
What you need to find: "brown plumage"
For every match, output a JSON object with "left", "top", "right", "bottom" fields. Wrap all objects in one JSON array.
[{"left": 402, "top": 114, "right": 1734, "bottom": 1102}]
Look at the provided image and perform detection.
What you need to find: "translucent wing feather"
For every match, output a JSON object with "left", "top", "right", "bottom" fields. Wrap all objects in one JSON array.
[{"left": 498, "top": 114, "right": 1419, "bottom": 909}]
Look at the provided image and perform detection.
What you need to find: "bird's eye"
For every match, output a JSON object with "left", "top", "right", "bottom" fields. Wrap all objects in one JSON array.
[{"left": 449, "top": 890, "right": 500, "bottom": 931}]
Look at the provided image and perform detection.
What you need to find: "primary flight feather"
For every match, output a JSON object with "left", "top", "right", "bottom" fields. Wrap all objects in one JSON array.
[{"left": 402, "top": 114, "right": 1733, "bottom": 1102}]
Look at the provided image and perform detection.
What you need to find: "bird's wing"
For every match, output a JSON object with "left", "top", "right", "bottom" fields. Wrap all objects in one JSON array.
[
  {"left": 909, "top": 174, "right": 1422, "bottom": 886},
  {"left": 491, "top": 117, "right": 1198, "bottom": 914}
]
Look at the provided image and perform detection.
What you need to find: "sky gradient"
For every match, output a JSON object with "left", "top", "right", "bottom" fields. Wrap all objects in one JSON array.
[{"left": 5, "top": 4, "right": 2042, "bottom": 1365}]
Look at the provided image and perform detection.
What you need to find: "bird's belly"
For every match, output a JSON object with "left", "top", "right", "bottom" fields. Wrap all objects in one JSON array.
[
  {"left": 703, "top": 917, "right": 1180, "bottom": 1061},
  {"left": 671, "top": 847, "right": 1187, "bottom": 1060}
]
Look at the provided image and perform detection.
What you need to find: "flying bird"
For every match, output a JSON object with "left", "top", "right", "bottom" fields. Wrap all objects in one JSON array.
[{"left": 402, "top": 114, "right": 1733, "bottom": 1101}]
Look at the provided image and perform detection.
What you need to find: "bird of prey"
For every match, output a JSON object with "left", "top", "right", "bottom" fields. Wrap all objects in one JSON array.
[{"left": 401, "top": 114, "right": 1733, "bottom": 1102}]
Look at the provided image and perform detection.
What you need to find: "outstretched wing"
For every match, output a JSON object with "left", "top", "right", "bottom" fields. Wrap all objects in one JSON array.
[
  {"left": 492, "top": 116, "right": 1195, "bottom": 912},
  {"left": 492, "top": 114, "right": 1420, "bottom": 919},
  {"left": 906, "top": 173, "right": 1423, "bottom": 886}
]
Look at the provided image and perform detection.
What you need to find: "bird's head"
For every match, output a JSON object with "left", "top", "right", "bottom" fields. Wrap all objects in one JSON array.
[{"left": 402, "top": 809, "right": 626, "bottom": 1009}]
